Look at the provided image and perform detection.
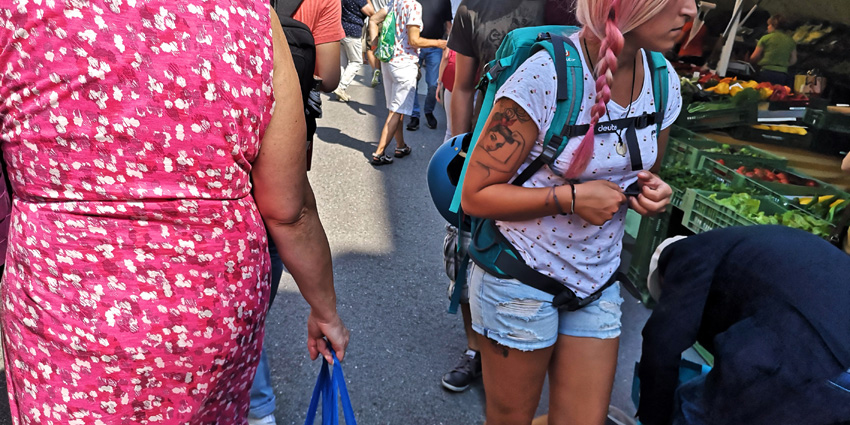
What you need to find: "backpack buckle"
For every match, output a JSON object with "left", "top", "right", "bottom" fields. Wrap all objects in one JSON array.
[
  {"left": 551, "top": 289, "right": 578, "bottom": 310},
  {"left": 635, "top": 114, "right": 651, "bottom": 129},
  {"left": 541, "top": 136, "right": 560, "bottom": 164}
]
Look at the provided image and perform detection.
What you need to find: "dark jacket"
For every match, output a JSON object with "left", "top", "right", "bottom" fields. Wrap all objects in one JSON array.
[{"left": 638, "top": 225, "right": 850, "bottom": 425}]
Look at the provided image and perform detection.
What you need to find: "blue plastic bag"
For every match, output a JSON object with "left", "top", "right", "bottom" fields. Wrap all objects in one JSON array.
[{"left": 305, "top": 350, "right": 357, "bottom": 425}]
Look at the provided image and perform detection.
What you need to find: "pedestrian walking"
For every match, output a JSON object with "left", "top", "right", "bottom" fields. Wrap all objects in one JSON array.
[
  {"left": 367, "top": 0, "right": 447, "bottom": 165},
  {"left": 334, "top": 0, "right": 377, "bottom": 102},
  {"left": 406, "top": 0, "right": 453, "bottom": 132}
]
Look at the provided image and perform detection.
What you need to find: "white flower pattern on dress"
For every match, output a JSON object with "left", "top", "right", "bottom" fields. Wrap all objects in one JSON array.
[{"left": 0, "top": 1, "right": 274, "bottom": 423}]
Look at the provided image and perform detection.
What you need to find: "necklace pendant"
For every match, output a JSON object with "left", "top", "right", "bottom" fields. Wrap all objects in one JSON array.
[{"left": 615, "top": 138, "right": 628, "bottom": 157}]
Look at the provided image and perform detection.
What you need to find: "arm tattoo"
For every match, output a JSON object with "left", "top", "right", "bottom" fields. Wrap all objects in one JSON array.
[{"left": 473, "top": 104, "right": 532, "bottom": 175}]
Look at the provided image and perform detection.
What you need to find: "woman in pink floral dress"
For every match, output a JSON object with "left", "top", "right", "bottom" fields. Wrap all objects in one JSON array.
[{"left": 0, "top": 1, "right": 349, "bottom": 423}]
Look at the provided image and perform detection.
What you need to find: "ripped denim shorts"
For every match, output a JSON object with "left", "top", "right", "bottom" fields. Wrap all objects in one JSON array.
[{"left": 468, "top": 263, "right": 624, "bottom": 351}]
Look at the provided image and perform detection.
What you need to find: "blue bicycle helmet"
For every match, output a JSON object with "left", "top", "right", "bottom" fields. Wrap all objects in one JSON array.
[{"left": 427, "top": 133, "right": 471, "bottom": 225}]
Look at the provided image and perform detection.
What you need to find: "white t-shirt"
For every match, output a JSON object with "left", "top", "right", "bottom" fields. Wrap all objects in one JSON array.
[
  {"left": 494, "top": 34, "right": 682, "bottom": 297},
  {"left": 386, "top": 0, "right": 423, "bottom": 65}
]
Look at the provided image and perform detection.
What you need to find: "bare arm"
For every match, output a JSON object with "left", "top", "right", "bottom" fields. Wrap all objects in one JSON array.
[
  {"left": 361, "top": 0, "right": 376, "bottom": 16},
  {"left": 460, "top": 98, "right": 556, "bottom": 220},
  {"left": 368, "top": 7, "right": 387, "bottom": 46},
  {"left": 253, "top": 10, "right": 348, "bottom": 362},
  {"left": 450, "top": 52, "right": 478, "bottom": 136},
  {"left": 407, "top": 25, "right": 447, "bottom": 49},
  {"left": 749, "top": 44, "right": 764, "bottom": 64},
  {"left": 314, "top": 41, "right": 341, "bottom": 92},
  {"left": 461, "top": 98, "right": 629, "bottom": 225},
  {"left": 789, "top": 48, "right": 797, "bottom": 66},
  {"left": 436, "top": 48, "right": 450, "bottom": 103}
]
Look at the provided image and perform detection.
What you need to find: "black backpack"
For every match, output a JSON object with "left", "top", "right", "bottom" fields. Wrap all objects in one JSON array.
[{"left": 270, "top": 0, "right": 320, "bottom": 167}]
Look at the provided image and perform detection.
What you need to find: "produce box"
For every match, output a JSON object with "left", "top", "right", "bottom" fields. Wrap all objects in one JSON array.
[
  {"left": 625, "top": 212, "right": 670, "bottom": 307},
  {"left": 659, "top": 163, "right": 733, "bottom": 209},
  {"left": 681, "top": 190, "right": 834, "bottom": 238},
  {"left": 664, "top": 127, "right": 788, "bottom": 170},
  {"left": 803, "top": 108, "right": 850, "bottom": 134},
  {"left": 697, "top": 156, "right": 841, "bottom": 198},
  {"left": 680, "top": 190, "right": 789, "bottom": 234},
  {"left": 731, "top": 124, "right": 814, "bottom": 150},
  {"left": 676, "top": 101, "right": 758, "bottom": 131}
]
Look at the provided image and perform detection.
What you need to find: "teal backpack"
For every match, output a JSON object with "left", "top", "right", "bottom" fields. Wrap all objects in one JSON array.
[{"left": 445, "top": 26, "right": 670, "bottom": 313}]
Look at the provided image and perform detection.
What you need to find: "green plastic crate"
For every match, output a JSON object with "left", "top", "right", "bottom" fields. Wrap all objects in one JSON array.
[
  {"left": 663, "top": 128, "right": 788, "bottom": 171},
  {"left": 625, "top": 212, "right": 670, "bottom": 306},
  {"left": 675, "top": 101, "right": 758, "bottom": 131},
  {"left": 680, "top": 189, "right": 790, "bottom": 234},
  {"left": 803, "top": 108, "right": 850, "bottom": 135},
  {"left": 698, "top": 156, "right": 845, "bottom": 198}
]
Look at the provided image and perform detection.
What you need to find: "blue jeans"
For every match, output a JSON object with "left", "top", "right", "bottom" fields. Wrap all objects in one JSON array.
[
  {"left": 411, "top": 47, "right": 442, "bottom": 118},
  {"left": 249, "top": 238, "right": 285, "bottom": 419}
]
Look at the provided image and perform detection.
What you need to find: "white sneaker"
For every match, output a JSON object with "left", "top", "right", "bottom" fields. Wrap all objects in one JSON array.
[
  {"left": 333, "top": 87, "right": 350, "bottom": 102},
  {"left": 247, "top": 414, "right": 277, "bottom": 425}
]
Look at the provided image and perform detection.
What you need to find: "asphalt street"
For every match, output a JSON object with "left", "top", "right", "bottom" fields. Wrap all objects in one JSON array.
[{"left": 0, "top": 66, "right": 654, "bottom": 425}]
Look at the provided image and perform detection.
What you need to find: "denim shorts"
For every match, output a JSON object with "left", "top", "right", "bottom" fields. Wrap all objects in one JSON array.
[{"left": 468, "top": 263, "right": 624, "bottom": 351}]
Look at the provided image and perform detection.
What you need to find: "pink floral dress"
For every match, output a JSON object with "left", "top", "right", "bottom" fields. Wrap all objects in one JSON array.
[{"left": 0, "top": 1, "right": 274, "bottom": 423}]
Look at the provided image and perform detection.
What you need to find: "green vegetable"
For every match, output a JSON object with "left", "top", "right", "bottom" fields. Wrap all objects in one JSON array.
[{"left": 707, "top": 192, "right": 833, "bottom": 237}]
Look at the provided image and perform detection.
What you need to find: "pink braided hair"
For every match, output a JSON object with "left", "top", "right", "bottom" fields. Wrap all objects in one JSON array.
[{"left": 567, "top": 0, "right": 670, "bottom": 179}]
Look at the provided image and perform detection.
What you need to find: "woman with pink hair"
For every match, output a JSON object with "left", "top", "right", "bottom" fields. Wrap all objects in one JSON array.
[{"left": 460, "top": 0, "right": 696, "bottom": 423}]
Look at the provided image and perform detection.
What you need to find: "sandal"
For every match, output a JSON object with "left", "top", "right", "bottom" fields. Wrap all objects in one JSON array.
[
  {"left": 394, "top": 145, "right": 412, "bottom": 158},
  {"left": 370, "top": 154, "right": 393, "bottom": 165}
]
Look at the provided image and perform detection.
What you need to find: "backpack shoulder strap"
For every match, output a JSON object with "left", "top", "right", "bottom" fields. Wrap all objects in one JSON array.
[
  {"left": 272, "top": 0, "right": 306, "bottom": 18},
  {"left": 646, "top": 51, "right": 669, "bottom": 135},
  {"left": 512, "top": 32, "right": 583, "bottom": 185}
]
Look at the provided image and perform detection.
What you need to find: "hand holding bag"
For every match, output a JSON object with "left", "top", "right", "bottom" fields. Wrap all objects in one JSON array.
[{"left": 304, "top": 350, "right": 356, "bottom": 425}]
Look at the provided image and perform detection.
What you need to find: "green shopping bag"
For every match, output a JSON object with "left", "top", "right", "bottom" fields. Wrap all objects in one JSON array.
[{"left": 375, "top": 8, "right": 396, "bottom": 63}]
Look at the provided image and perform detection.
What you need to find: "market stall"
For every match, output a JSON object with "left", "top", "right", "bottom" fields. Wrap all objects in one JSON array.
[{"left": 623, "top": 0, "right": 850, "bottom": 305}]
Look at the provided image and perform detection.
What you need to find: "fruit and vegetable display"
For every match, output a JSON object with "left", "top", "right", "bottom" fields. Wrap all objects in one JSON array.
[
  {"left": 793, "top": 23, "right": 834, "bottom": 45},
  {"left": 679, "top": 73, "right": 807, "bottom": 111},
  {"left": 659, "top": 166, "right": 731, "bottom": 193},
  {"left": 729, "top": 165, "right": 818, "bottom": 187},
  {"left": 707, "top": 193, "right": 833, "bottom": 237},
  {"left": 750, "top": 124, "right": 809, "bottom": 136},
  {"left": 790, "top": 195, "right": 848, "bottom": 223},
  {"left": 700, "top": 143, "right": 772, "bottom": 158}
]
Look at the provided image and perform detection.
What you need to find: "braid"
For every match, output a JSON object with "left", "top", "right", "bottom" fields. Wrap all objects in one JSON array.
[{"left": 565, "top": 3, "right": 626, "bottom": 180}]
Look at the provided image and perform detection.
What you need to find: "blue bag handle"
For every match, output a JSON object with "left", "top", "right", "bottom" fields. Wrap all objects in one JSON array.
[{"left": 305, "top": 350, "right": 357, "bottom": 425}]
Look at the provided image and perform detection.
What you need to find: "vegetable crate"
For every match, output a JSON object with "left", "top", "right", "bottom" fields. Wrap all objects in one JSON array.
[
  {"left": 803, "top": 108, "right": 850, "bottom": 135},
  {"left": 680, "top": 189, "right": 789, "bottom": 234},
  {"left": 697, "top": 156, "right": 842, "bottom": 199},
  {"left": 664, "top": 127, "right": 788, "bottom": 171},
  {"left": 675, "top": 101, "right": 758, "bottom": 132},
  {"left": 731, "top": 125, "right": 814, "bottom": 150},
  {"left": 625, "top": 212, "right": 670, "bottom": 306}
]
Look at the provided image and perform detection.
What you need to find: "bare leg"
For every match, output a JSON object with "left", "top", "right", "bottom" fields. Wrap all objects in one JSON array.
[
  {"left": 547, "top": 335, "right": 619, "bottom": 425},
  {"left": 394, "top": 115, "right": 407, "bottom": 150},
  {"left": 375, "top": 112, "right": 404, "bottom": 156},
  {"left": 460, "top": 303, "right": 479, "bottom": 351},
  {"left": 480, "top": 338, "right": 553, "bottom": 425}
]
